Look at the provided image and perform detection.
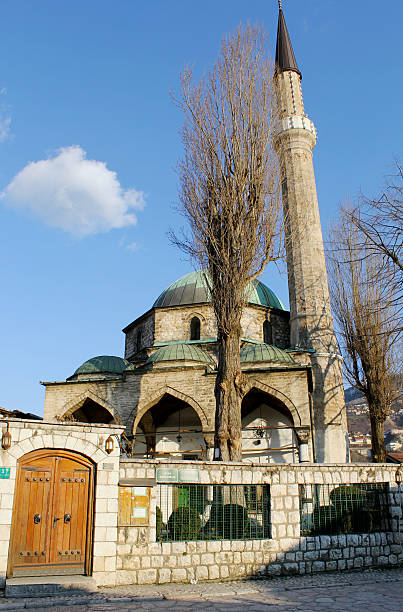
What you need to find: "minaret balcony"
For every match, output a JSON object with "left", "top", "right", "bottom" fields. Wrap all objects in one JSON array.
[{"left": 276, "top": 115, "right": 317, "bottom": 140}]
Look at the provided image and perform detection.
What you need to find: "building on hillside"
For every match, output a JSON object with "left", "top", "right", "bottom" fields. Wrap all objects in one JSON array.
[{"left": 41, "top": 5, "right": 348, "bottom": 465}]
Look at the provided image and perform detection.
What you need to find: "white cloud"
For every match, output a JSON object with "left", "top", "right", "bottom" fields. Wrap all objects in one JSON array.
[
  {"left": 126, "top": 241, "right": 139, "bottom": 252},
  {"left": 119, "top": 236, "right": 141, "bottom": 252},
  {"left": 0, "top": 115, "right": 11, "bottom": 142},
  {"left": 0, "top": 87, "right": 12, "bottom": 142},
  {"left": 2, "top": 146, "right": 145, "bottom": 236}
]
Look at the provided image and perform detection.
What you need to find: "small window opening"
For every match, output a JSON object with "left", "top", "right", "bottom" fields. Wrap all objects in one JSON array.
[
  {"left": 190, "top": 317, "right": 201, "bottom": 341},
  {"left": 263, "top": 320, "right": 273, "bottom": 345},
  {"left": 136, "top": 329, "right": 142, "bottom": 353}
]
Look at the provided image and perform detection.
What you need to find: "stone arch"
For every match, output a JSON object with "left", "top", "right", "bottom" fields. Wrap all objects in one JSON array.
[
  {"left": 184, "top": 311, "right": 207, "bottom": 325},
  {"left": 135, "top": 410, "right": 155, "bottom": 455},
  {"left": 5, "top": 434, "right": 110, "bottom": 465},
  {"left": 59, "top": 390, "right": 115, "bottom": 423},
  {"left": 132, "top": 385, "right": 209, "bottom": 435},
  {"left": 243, "top": 378, "right": 301, "bottom": 426}
]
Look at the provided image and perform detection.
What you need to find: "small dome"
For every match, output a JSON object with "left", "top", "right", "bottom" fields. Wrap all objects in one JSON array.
[
  {"left": 153, "top": 270, "right": 285, "bottom": 310},
  {"left": 146, "top": 343, "right": 214, "bottom": 365},
  {"left": 73, "top": 355, "right": 130, "bottom": 376},
  {"left": 240, "top": 343, "right": 295, "bottom": 365}
]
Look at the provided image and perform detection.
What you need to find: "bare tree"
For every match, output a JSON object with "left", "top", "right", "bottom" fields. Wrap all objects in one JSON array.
[
  {"left": 172, "top": 25, "right": 282, "bottom": 461},
  {"left": 345, "top": 161, "right": 402, "bottom": 331},
  {"left": 328, "top": 213, "right": 401, "bottom": 462}
]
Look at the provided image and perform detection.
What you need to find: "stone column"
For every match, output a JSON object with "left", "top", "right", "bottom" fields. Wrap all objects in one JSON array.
[{"left": 296, "top": 428, "right": 311, "bottom": 463}]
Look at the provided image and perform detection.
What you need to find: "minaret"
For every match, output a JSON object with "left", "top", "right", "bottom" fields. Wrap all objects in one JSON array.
[{"left": 274, "top": 2, "right": 348, "bottom": 462}]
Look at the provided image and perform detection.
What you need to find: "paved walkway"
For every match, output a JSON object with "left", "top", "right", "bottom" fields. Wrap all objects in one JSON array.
[{"left": 1, "top": 567, "right": 403, "bottom": 611}]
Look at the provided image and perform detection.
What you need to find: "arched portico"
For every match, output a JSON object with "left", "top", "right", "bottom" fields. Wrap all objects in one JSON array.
[
  {"left": 133, "top": 389, "right": 209, "bottom": 460},
  {"left": 133, "top": 386, "right": 209, "bottom": 433},
  {"left": 241, "top": 385, "right": 300, "bottom": 464},
  {"left": 243, "top": 379, "right": 302, "bottom": 426},
  {"left": 59, "top": 390, "right": 115, "bottom": 424}
]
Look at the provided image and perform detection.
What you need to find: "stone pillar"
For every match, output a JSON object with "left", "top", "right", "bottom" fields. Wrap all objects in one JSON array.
[
  {"left": 203, "top": 433, "right": 215, "bottom": 461},
  {"left": 296, "top": 427, "right": 310, "bottom": 463}
]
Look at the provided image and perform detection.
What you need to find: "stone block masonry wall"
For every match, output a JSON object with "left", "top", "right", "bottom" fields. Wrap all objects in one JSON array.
[
  {"left": 124, "top": 303, "right": 290, "bottom": 354},
  {"left": 116, "top": 460, "right": 403, "bottom": 585},
  {"left": 124, "top": 311, "right": 155, "bottom": 360}
]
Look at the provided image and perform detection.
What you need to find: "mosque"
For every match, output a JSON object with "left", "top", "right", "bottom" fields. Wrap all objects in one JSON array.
[
  {"left": 2, "top": 7, "right": 375, "bottom": 589},
  {"left": 41, "top": 7, "right": 348, "bottom": 465}
]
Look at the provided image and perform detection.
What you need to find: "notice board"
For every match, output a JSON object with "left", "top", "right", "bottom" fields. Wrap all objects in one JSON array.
[{"left": 118, "top": 485, "right": 151, "bottom": 526}]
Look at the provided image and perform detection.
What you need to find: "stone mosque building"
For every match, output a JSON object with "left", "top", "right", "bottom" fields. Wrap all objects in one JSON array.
[
  {"left": 8, "top": 7, "right": 398, "bottom": 590},
  {"left": 42, "top": 7, "right": 348, "bottom": 466}
]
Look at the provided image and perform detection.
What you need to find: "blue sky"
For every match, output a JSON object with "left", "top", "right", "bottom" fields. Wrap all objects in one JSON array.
[{"left": 1, "top": 0, "right": 402, "bottom": 416}]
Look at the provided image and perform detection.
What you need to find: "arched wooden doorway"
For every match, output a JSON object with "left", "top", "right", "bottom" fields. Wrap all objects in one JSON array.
[{"left": 8, "top": 449, "right": 95, "bottom": 578}]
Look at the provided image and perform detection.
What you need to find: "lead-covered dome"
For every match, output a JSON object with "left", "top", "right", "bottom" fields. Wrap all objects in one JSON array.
[
  {"left": 153, "top": 271, "right": 285, "bottom": 310},
  {"left": 146, "top": 343, "right": 214, "bottom": 365},
  {"left": 240, "top": 343, "right": 295, "bottom": 365},
  {"left": 72, "top": 355, "right": 131, "bottom": 376}
]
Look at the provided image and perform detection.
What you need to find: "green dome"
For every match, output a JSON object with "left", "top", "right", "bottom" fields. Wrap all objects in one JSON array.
[
  {"left": 240, "top": 343, "right": 295, "bottom": 365},
  {"left": 153, "top": 271, "right": 285, "bottom": 310},
  {"left": 146, "top": 343, "right": 214, "bottom": 365},
  {"left": 73, "top": 355, "right": 131, "bottom": 376}
]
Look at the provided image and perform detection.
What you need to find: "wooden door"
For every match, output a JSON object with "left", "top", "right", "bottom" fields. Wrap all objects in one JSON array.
[{"left": 8, "top": 449, "right": 94, "bottom": 577}]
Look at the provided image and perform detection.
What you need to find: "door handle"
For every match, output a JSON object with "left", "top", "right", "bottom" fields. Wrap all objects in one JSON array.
[
  {"left": 53, "top": 516, "right": 61, "bottom": 528},
  {"left": 34, "top": 514, "right": 41, "bottom": 524}
]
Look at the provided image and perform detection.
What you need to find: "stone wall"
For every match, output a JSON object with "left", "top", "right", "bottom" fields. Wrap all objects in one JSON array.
[
  {"left": 124, "top": 303, "right": 290, "bottom": 352},
  {"left": 43, "top": 365, "right": 312, "bottom": 441},
  {"left": 0, "top": 419, "right": 123, "bottom": 588},
  {"left": 116, "top": 459, "right": 403, "bottom": 585},
  {"left": 124, "top": 310, "right": 155, "bottom": 360},
  {"left": 1, "top": 433, "right": 402, "bottom": 590}
]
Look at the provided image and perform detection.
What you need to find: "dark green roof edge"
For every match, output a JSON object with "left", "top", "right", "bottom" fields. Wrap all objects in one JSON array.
[{"left": 153, "top": 338, "right": 217, "bottom": 347}]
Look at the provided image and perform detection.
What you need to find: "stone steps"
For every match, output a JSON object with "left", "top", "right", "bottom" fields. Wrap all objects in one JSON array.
[{"left": 5, "top": 575, "right": 97, "bottom": 599}]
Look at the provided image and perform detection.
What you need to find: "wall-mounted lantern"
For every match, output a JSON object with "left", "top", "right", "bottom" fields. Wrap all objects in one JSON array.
[
  {"left": 1, "top": 426, "right": 12, "bottom": 450},
  {"left": 105, "top": 435, "right": 114, "bottom": 455}
]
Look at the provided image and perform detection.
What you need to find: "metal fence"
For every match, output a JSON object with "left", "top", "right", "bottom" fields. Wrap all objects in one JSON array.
[
  {"left": 299, "top": 483, "right": 391, "bottom": 536},
  {"left": 157, "top": 484, "right": 271, "bottom": 541}
]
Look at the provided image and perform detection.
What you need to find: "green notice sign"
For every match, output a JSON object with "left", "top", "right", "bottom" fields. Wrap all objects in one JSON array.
[
  {"left": 156, "top": 468, "right": 178, "bottom": 483},
  {"left": 0, "top": 467, "right": 10, "bottom": 479}
]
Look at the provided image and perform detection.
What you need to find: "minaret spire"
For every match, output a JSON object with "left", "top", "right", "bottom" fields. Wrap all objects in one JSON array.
[
  {"left": 275, "top": 2, "right": 301, "bottom": 76},
  {"left": 273, "top": 3, "right": 347, "bottom": 462}
]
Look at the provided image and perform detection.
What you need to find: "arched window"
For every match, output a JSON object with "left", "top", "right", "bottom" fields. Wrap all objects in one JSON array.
[
  {"left": 263, "top": 320, "right": 273, "bottom": 345},
  {"left": 190, "top": 317, "right": 201, "bottom": 341},
  {"left": 136, "top": 329, "right": 142, "bottom": 353}
]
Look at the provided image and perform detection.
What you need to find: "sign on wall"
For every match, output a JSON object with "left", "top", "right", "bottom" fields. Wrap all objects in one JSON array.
[
  {"left": 178, "top": 469, "right": 200, "bottom": 483},
  {"left": 0, "top": 467, "right": 10, "bottom": 479},
  {"left": 156, "top": 467, "right": 200, "bottom": 483},
  {"left": 156, "top": 468, "right": 178, "bottom": 483},
  {"left": 118, "top": 486, "right": 151, "bottom": 526}
]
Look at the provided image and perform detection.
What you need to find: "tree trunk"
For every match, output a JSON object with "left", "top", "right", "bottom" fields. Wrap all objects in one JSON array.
[
  {"left": 214, "top": 326, "right": 244, "bottom": 462},
  {"left": 369, "top": 410, "right": 387, "bottom": 463}
]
